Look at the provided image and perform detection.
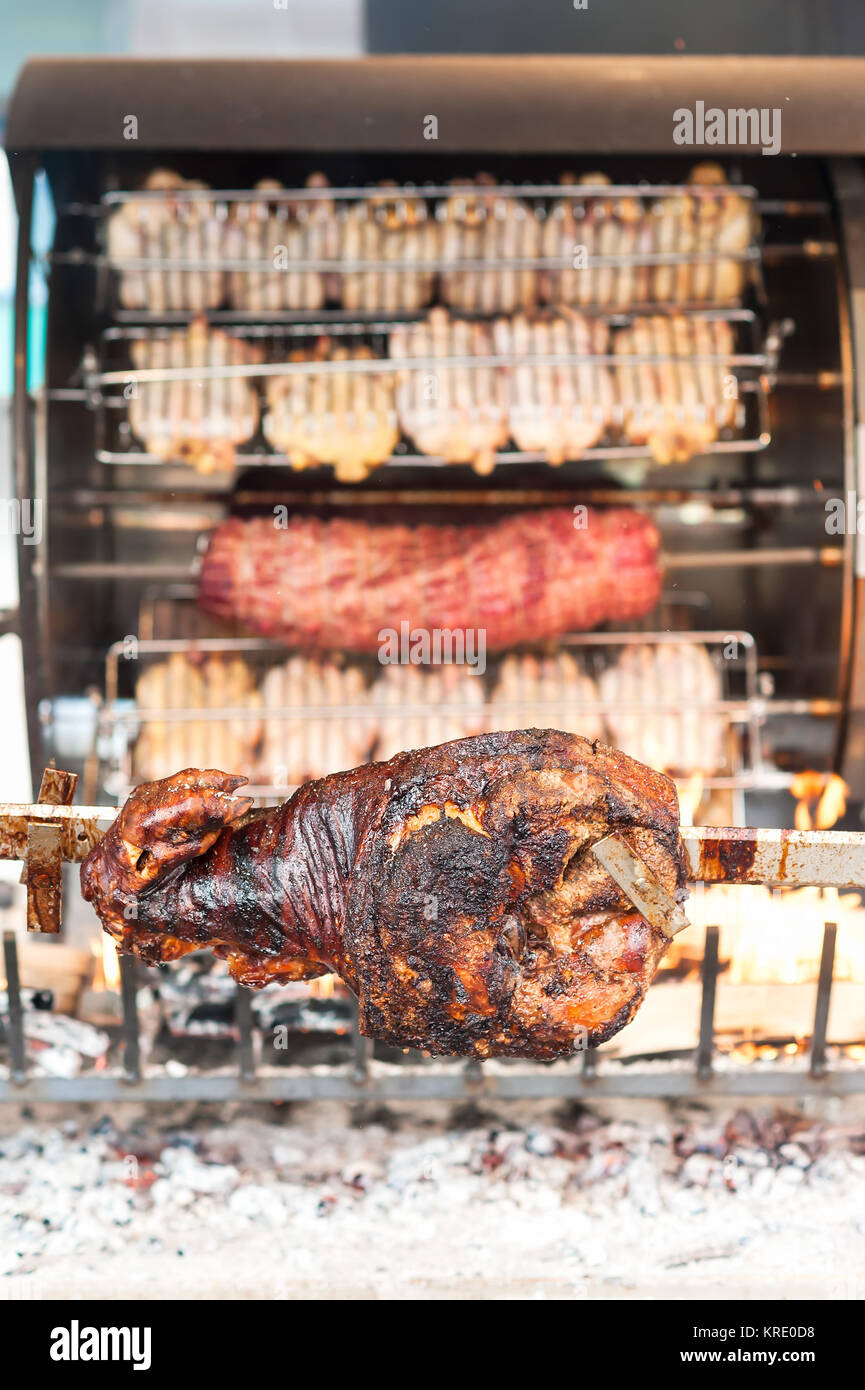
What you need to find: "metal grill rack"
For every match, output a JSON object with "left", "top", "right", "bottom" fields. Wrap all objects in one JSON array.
[
  {"left": 2, "top": 918, "right": 859, "bottom": 1102},
  {"left": 93, "top": 178, "right": 762, "bottom": 319},
  {"left": 88, "top": 628, "right": 821, "bottom": 814},
  {"left": 85, "top": 308, "right": 778, "bottom": 472}
]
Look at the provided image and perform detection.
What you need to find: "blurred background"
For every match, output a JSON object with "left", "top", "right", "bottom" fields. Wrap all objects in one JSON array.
[{"left": 3, "top": 1, "right": 865, "bottom": 810}]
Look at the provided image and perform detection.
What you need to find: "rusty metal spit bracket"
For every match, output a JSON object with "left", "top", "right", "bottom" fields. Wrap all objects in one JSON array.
[
  {"left": 1, "top": 767, "right": 114, "bottom": 934},
  {"left": 21, "top": 768, "right": 83, "bottom": 933}
]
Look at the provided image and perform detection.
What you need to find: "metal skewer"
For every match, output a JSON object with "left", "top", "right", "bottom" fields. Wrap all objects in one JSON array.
[{"left": 3, "top": 772, "right": 865, "bottom": 934}]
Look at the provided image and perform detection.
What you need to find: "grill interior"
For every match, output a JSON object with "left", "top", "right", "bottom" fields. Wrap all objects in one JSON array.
[
  {"left": 4, "top": 54, "right": 865, "bottom": 1102},
  {"left": 32, "top": 151, "right": 845, "bottom": 820}
]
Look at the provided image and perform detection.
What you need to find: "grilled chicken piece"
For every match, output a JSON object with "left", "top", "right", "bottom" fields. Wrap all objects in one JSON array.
[
  {"left": 650, "top": 163, "right": 753, "bottom": 304},
  {"left": 133, "top": 653, "right": 261, "bottom": 784},
  {"left": 493, "top": 311, "right": 613, "bottom": 463},
  {"left": 390, "top": 308, "right": 509, "bottom": 474},
  {"left": 128, "top": 317, "right": 260, "bottom": 473},
  {"left": 258, "top": 655, "right": 374, "bottom": 787},
  {"left": 370, "top": 663, "right": 488, "bottom": 762},
  {"left": 225, "top": 175, "right": 336, "bottom": 312},
  {"left": 540, "top": 172, "right": 649, "bottom": 309},
  {"left": 340, "top": 182, "right": 438, "bottom": 312},
  {"left": 612, "top": 314, "right": 738, "bottom": 465},
  {"left": 439, "top": 176, "right": 540, "bottom": 313},
  {"left": 81, "top": 730, "right": 687, "bottom": 1059},
  {"left": 263, "top": 340, "right": 399, "bottom": 483},
  {"left": 487, "top": 653, "right": 605, "bottom": 743},
  {"left": 106, "top": 169, "right": 225, "bottom": 312},
  {"left": 599, "top": 642, "right": 725, "bottom": 775}
]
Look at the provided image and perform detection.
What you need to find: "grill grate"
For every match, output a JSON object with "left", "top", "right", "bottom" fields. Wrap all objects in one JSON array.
[
  {"left": 96, "top": 177, "right": 761, "bottom": 318},
  {"left": 87, "top": 309, "right": 775, "bottom": 473},
  {"left": 94, "top": 628, "right": 768, "bottom": 807}
]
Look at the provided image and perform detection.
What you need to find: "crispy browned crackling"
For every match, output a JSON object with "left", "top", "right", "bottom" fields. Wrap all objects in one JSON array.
[{"left": 81, "top": 731, "right": 687, "bottom": 1059}]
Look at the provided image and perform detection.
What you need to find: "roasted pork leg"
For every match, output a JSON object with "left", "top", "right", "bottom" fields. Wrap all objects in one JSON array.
[{"left": 81, "top": 731, "right": 686, "bottom": 1060}]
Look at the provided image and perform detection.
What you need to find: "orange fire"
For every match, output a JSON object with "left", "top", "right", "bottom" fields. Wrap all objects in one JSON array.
[
  {"left": 310, "top": 974, "right": 336, "bottom": 1000},
  {"left": 90, "top": 934, "right": 121, "bottom": 992},
  {"left": 686, "top": 882, "right": 865, "bottom": 984},
  {"left": 791, "top": 771, "right": 848, "bottom": 832}
]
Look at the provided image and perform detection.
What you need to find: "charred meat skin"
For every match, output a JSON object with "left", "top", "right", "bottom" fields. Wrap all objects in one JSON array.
[{"left": 81, "top": 730, "right": 687, "bottom": 1059}]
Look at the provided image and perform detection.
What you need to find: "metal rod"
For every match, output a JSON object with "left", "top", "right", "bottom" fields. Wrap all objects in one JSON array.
[
  {"left": 93, "top": 433, "right": 773, "bottom": 467},
  {"left": 55, "top": 547, "right": 831, "bottom": 585},
  {"left": 683, "top": 827, "right": 865, "bottom": 888},
  {"left": 810, "top": 922, "right": 837, "bottom": 1078},
  {"left": 104, "top": 307, "right": 759, "bottom": 340},
  {"left": 106, "top": 299, "right": 767, "bottom": 327},
  {"left": 697, "top": 924, "right": 720, "bottom": 1080},
  {"left": 119, "top": 954, "right": 141, "bottom": 1084},
  {"left": 94, "top": 347, "right": 768, "bottom": 388},
  {"left": 236, "top": 986, "right": 257, "bottom": 1081},
  {"left": 99, "top": 181, "right": 759, "bottom": 203},
  {"left": 1, "top": 1066, "right": 864, "bottom": 1103},
  {"left": 666, "top": 547, "right": 843, "bottom": 570},
  {"left": 2, "top": 932, "right": 27, "bottom": 1085},
  {"left": 582, "top": 1043, "right": 597, "bottom": 1079},
  {"left": 97, "top": 250, "right": 762, "bottom": 278},
  {"left": 351, "top": 1001, "right": 373, "bottom": 1084},
  {"left": 51, "top": 563, "right": 197, "bottom": 581}
]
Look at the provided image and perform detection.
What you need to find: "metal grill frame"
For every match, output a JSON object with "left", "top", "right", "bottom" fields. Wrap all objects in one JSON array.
[
  {"left": 2, "top": 919, "right": 861, "bottom": 1101},
  {"left": 92, "top": 628, "right": 779, "bottom": 805},
  {"left": 85, "top": 308, "right": 776, "bottom": 471}
]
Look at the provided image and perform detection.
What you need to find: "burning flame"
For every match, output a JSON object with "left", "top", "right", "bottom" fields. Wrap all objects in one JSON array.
[
  {"left": 675, "top": 772, "right": 704, "bottom": 829},
  {"left": 91, "top": 934, "right": 121, "bottom": 992},
  {"left": 791, "top": 771, "right": 848, "bottom": 832},
  {"left": 687, "top": 882, "right": 865, "bottom": 984},
  {"left": 311, "top": 974, "right": 336, "bottom": 999}
]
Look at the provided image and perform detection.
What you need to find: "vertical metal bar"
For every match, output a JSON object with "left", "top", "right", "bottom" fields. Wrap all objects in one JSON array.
[
  {"left": 810, "top": 922, "right": 837, "bottom": 1078},
  {"left": 697, "top": 924, "right": 720, "bottom": 1079},
  {"left": 348, "top": 991, "right": 372, "bottom": 1084},
  {"left": 236, "top": 986, "right": 257, "bottom": 1081},
  {"left": 463, "top": 1057, "right": 484, "bottom": 1094},
  {"left": 2, "top": 932, "right": 27, "bottom": 1085},
  {"left": 582, "top": 1043, "right": 597, "bottom": 1079},
  {"left": 11, "top": 157, "right": 46, "bottom": 788},
  {"left": 119, "top": 954, "right": 141, "bottom": 1083}
]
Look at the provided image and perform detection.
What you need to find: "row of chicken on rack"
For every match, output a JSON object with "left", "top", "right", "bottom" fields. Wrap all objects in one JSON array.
[
  {"left": 106, "top": 164, "right": 755, "bottom": 314},
  {"left": 123, "top": 310, "right": 742, "bottom": 477},
  {"left": 129, "top": 641, "right": 727, "bottom": 790}
]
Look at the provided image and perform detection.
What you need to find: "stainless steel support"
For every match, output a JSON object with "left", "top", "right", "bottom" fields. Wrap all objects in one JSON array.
[
  {"left": 697, "top": 925, "right": 720, "bottom": 1080},
  {"left": 119, "top": 954, "right": 141, "bottom": 1084},
  {"left": 810, "top": 922, "right": 838, "bottom": 1078},
  {"left": 2, "top": 1067, "right": 864, "bottom": 1103},
  {"left": 2, "top": 932, "right": 27, "bottom": 1085},
  {"left": 236, "top": 986, "right": 257, "bottom": 1081}
]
